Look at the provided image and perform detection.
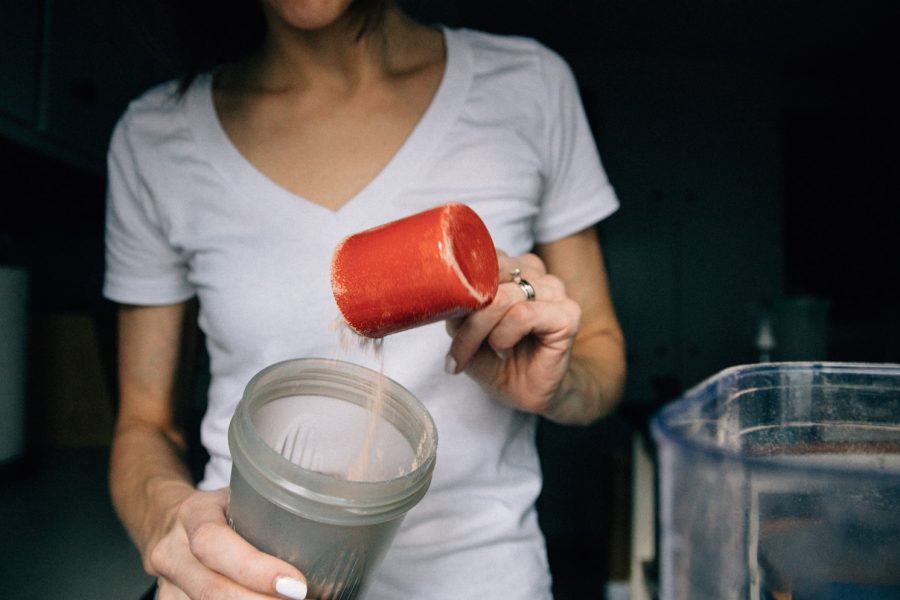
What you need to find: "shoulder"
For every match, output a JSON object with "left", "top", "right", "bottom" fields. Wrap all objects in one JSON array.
[
  {"left": 109, "top": 76, "right": 206, "bottom": 162},
  {"left": 451, "top": 28, "right": 574, "bottom": 83},
  {"left": 446, "top": 28, "right": 581, "bottom": 133},
  {"left": 112, "top": 77, "right": 202, "bottom": 147},
  {"left": 118, "top": 80, "right": 185, "bottom": 129}
]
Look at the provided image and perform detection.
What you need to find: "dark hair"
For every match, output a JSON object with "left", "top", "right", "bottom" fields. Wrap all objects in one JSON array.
[{"left": 155, "top": 0, "right": 391, "bottom": 93}]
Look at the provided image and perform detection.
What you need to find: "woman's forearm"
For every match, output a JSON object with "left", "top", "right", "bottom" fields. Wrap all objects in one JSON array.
[
  {"left": 533, "top": 229, "right": 626, "bottom": 426},
  {"left": 109, "top": 419, "right": 195, "bottom": 566},
  {"left": 112, "top": 302, "right": 197, "bottom": 566}
]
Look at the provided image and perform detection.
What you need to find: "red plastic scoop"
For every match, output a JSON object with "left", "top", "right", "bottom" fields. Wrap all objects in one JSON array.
[{"left": 331, "top": 203, "right": 499, "bottom": 338}]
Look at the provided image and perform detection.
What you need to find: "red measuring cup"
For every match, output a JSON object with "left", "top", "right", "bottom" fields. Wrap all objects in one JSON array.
[{"left": 331, "top": 203, "right": 499, "bottom": 338}]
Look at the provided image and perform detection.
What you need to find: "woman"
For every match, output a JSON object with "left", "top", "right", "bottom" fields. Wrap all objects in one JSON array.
[{"left": 105, "top": 1, "right": 626, "bottom": 598}]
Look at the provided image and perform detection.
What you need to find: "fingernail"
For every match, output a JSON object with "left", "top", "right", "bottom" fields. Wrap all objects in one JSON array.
[
  {"left": 444, "top": 354, "right": 457, "bottom": 375},
  {"left": 275, "top": 576, "right": 307, "bottom": 600},
  {"left": 495, "top": 348, "right": 509, "bottom": 360}
]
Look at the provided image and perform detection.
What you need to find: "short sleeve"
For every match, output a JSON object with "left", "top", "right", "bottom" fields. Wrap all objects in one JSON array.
[
  {"left": 533, "top": 47, "right": 618, "bottom": 242},
  {"left": 102, "top": 115, "right": 195, "bottom": 305}
]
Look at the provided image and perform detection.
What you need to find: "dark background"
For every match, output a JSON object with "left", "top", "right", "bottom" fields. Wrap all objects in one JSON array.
[
  {"left": 1, "top": 0, "right": 898, "bottom": 598},
  {"left": 4, "top": 0, "right": 898, "bottom": 373}
]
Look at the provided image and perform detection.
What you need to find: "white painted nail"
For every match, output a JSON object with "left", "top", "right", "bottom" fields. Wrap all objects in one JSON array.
[
  {"left": 444, "top": 354, "right": 457, "bottom": 375},
  {"left": 275, "top": 576, "right": 307, "bottom": 600}
]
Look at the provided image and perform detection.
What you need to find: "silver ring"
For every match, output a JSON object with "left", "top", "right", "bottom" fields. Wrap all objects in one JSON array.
[{"left": 516, "top": 278, "right": 536, "bottom": 301}]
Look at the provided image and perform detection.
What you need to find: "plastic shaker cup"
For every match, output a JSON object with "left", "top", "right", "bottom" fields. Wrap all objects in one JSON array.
[
  {"left": 227, "top": 358, "right": 438, "bottom": 600},
  {"left": 331, "top": 202, "right": 499, "bottom": 338}
]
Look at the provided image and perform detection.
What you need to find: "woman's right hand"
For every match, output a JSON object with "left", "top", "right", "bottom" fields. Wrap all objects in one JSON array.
[
  {"left": 149, "top": 487, "right": 308, "bottom": 600},
  {"left": 113, "top": 304, "right": 308, "bottom": 598}
]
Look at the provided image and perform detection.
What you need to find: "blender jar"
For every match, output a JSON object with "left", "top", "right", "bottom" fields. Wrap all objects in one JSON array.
[{"left": 652, "top": 362, "right": 900, "bottom": 599}]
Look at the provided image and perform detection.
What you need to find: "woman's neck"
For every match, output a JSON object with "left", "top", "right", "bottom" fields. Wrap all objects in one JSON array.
[{"left": 227, "top": 6, "right": 438, "bottom": 93}]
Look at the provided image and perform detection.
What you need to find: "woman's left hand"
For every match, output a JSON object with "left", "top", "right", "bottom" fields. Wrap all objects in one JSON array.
[{"left": 445, "top": 250, "right": 582, "bottom": 416}]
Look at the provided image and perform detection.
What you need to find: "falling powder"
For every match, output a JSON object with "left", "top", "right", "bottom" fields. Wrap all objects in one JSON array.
[{"left": 329, "top": 316, "right": 403, "bottom": 482}]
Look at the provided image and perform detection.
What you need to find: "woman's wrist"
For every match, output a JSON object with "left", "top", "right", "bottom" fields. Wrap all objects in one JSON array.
[
  {"left": 542, "top": 364, "right": 594, "bottom": 425},
  {"left": 138, "top": 479, "right": 195, "bottom": 562},
  {"left": 543, "top": 352, "right": 623, "bottom": 426}
]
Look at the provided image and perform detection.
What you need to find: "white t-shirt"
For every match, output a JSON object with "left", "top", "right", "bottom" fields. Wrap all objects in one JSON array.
[{"left": 104, "top": 27, "right": 618, "bottom": 599}]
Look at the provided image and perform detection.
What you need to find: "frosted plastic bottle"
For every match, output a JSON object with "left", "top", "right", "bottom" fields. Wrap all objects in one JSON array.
[{"left": 228, "top": 358, "right": 438, "bottom": 599}]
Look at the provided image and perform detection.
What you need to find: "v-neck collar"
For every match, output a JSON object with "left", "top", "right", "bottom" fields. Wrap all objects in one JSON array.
[{"left": 186, "top": 27, "right": 472, "bottom": 218}]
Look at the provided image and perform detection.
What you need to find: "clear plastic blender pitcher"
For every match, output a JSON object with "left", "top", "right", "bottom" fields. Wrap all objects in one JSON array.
[{"left": 652, "top": 362, "right": 900, "bottom": 600}]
